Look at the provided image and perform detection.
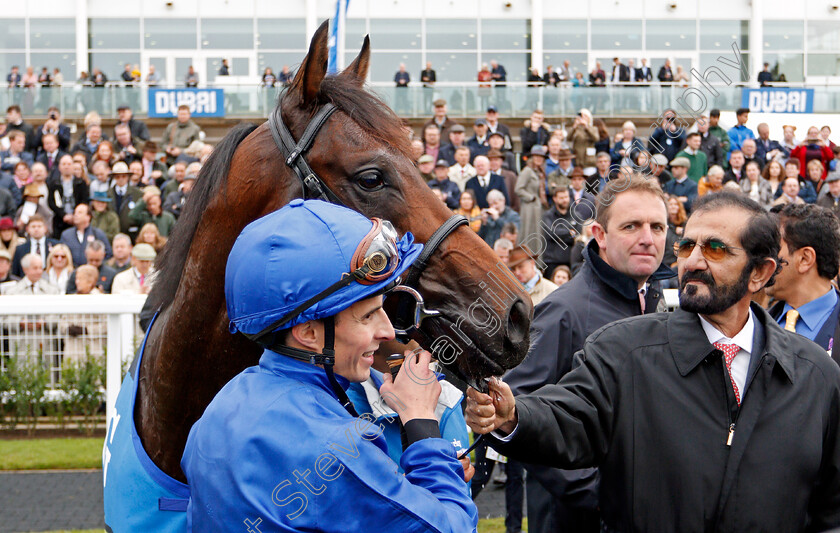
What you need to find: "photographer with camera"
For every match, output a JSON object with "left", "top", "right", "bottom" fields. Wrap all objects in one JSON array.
[
  {"left": 34, "top": 106, "right": 71, "bottom": 154},
  {"left": 113, "top": 123, "right": 141, "bottom": 165}
]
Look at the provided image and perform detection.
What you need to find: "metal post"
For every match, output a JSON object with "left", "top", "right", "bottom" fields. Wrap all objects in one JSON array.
[{"left": 106, "top": 314, "right": 122, "bottom": 424}]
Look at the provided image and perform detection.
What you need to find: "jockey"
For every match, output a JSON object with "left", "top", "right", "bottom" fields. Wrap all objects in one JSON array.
[{"left": 181, "top": 199, "right": 479, "bottom": 532}]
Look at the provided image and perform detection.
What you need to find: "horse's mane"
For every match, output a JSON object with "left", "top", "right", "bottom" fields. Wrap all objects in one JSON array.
[
  {"left": 147, "top": 76, "right": 411, "bottom": 313},
  {"left": 145, "top": 122, "right": 258, "bottom": 313}
]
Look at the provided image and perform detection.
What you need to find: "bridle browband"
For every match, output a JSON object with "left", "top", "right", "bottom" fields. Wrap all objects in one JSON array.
[{"left": 267, "top": 101, "right": 468, "bottom": 290}]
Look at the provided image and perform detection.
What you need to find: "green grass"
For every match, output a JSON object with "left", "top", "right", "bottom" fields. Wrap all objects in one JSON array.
[{"left": 0, "top": 438, "right": 102, "bottom": 470}]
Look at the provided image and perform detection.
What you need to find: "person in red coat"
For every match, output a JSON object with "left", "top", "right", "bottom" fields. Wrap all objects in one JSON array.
[{"left": 789, "top": 126, "right": 834, "bottom": 181}]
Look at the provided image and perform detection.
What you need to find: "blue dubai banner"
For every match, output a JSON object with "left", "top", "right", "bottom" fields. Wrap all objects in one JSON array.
[
  {"left": 742, "top": 88, "right": 815, "bottom": 114},
  {"left": 148, "top": 88, "right": 225, "bottom": 118}
]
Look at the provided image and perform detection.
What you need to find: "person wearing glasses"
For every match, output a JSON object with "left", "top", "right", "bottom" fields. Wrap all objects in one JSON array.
[
  {"left": 502, "top": 174, "right": 674, "bottom": 533},
  {"left": 181, "top": 200, "right": 478, "bottom": 532},
  {"left": 467, "top": 191, "right": 840, "bottom": 532}
]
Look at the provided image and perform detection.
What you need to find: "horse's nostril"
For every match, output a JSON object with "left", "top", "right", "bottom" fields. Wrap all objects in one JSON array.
[{"left": 502, "top": 298, "right": 530, "bottom": 366}]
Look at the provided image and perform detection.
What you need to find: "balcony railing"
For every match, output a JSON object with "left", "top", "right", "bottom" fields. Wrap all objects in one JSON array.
[{"left": 2, "top": 82, "right": 837, "bottom": 119}]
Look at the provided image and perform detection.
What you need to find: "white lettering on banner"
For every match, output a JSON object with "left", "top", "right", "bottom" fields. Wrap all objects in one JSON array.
[
  {"left": 153, "top": 90, "right": 219, "bottom": 115},
  {"left": 748, "top": 90, "right": 809, "bottom": 113}
]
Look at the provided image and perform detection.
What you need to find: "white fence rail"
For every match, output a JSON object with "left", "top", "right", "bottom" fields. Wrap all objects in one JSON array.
[{"left": 0, "top": 295, "right": 146, "bottom": 424}]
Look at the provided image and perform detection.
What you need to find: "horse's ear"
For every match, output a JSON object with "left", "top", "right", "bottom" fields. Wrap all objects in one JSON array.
[
  {"left": 293, "top": 19, "right": 330, "bottom": 104},
  {"left": 342, "top": 35, "right": 370, "bottom": 86}
]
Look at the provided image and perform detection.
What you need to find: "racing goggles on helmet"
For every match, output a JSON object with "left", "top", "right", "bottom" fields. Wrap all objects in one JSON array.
[
  {"left": 383, "top": 285, "right": 441, "bottom": 343},
  {"left": 351, "top": 218, "right": 401, "bottom": 285}
]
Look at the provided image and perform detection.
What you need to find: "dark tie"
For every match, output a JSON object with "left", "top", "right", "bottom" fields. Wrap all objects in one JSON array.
[
  {"left": 35, "top": 240, "right": 41, "bottom": 256},
  {"left": 48, "top": 155, "right": 54, "bottom": 170},
  {"left": 115, "top": 191, "right": 123, "bottom": 212}
]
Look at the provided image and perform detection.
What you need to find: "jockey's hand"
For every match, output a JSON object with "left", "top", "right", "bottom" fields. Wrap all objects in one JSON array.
[
  {"left": 380, "top": 349, "right": 440, "bottom": 425},
  {"left": 465, "top": 377, "right": 517, "bottom": 436},
  {"left": 459, "top": 454, "right": 475, "bottom": 483}
]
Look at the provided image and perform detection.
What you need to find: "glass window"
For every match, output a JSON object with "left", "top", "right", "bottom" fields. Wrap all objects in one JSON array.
[
  {"left": 259, "top": 52, "right": 303, "bottom": 75},
  {"left": 0, "top": 53, "right": 26, "bottom": 81},
  {"left": 808, "top": 54, "right": 840, "bottom": 76},
  {"left": 481, "top": 19, "right": 528, "bottom": 50},
  {"left": 149, "top": 57, "right": 168, "bottom": 82},
  {"left": 369, "top": 19, "right": 421, "bottom": 50},
  {"left": 700, "top": 52, "right": 750, "bottom": 82},
  {"left": 90, "top": 52, "right": 140, "bottom": 80},
  {"left": 0, "top": 19, "right": 26, "bottom": 49},
  {"left": 481, "top": 52, "right": 529, "bottom": 82},
  {"left": 176, "top": 58, "right": 195, "bottom": 84},
  {"left": 426, "top": 19, "right": 477, "bottom": 50},
  {"left": 699, "top": 20, "right": 749, "bottom": 51},
  {"left": 30, "top": 18, "right": 75, "bottom": 49},
  {"left": 205, "top": 57, "right": 250, "bottom": 83},
  {"left": 31, "top": 53, "right": 76, "bottom": 79},
  {"left": 544, "top": 53, "right": 588, "bottom": 77},
  {"left": 145, "top": 18, "right": 197, "bottom": 49},
  {"left": 257, "top": 18, "right": 306, "bottom": 49},
  {"left": 369, "top": 51, "right": 422, "bottom": 83},
  {"left": 345, "top": 19, "right": 368, "bottom": 51},
  {"left": 232, "top": 58, "right": 249, "bottom": 76},
  {"left": 426, "top": 52, "right": 478, "bottom": 81},
  {"left": 763, "top": 20, "right": 804, "bottom": 51},
  {"left": 544, "top": 20, "right": 587, "bottom": 50},
  {"left": 646, "top": 20, "right": 695, "bottom": 51},
  {"left": 90, "top": 18, "right": 140, "bottom": 49},
  {"left": 202, "top": 18, "right": 253, "bottom": 49},
  {"left": 808, "top": 22, "right": 840, "bottom": 52},
  {"left": 763, "top": 52, "right": 803, "bottom": 81},
  {"left": 591, "top": 20, "right": 642, "bottom": 50}
]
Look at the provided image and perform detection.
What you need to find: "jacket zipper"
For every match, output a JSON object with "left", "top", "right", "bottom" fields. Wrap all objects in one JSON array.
[{"left": 723, "top": 354, "right": 767, "bottom": 447}]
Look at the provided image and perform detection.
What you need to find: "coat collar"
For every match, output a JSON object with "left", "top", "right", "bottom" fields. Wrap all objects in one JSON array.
[
  {"left": 668, "top": 302, "right": 796, "bottom": 383},
  {"left": 582, "top": 240, "right": 675, "bottom": 301}
]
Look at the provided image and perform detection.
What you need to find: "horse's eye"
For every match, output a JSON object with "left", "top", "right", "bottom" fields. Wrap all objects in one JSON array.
[{"left": 357, "top": 171, "right": 385, "bottom": 191}]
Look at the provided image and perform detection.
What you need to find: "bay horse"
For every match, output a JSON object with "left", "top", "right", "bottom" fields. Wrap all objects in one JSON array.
[{"left": 138, "top": 22, "right": 532, "bottom": 482}]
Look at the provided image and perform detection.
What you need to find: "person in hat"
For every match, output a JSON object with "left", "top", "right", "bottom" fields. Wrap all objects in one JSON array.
[
  {"left": 0, "top": 217, "right": 20, "bottom": 260},
  {"left": 547, "top": 148, "right": 574, "bottom": 197},
  {"left": 14, "top": 183, "right": 54, "bottom": 235},
  {"left": 111, "top": 242, "right": 157, "bottom": 295},
  {"left": 487, "top": 130, "right": 516, "bottom": 172},
  {"left": 439, "top": 124, "right": 469, "bottom": 167},
  {"left": 109, "top": 161, "right": 145, "bottom": 240},
  {"left": 426, "top": 159, "right": 461, "bottom": 210},
  {"left": 466, "top": 119, "right": 490, "bottom": 162},
  {"left": 485, "top": 105, "right": 512, "bottom": 150},
  {"left": 416, "top": 154, "right": 436, "bottom": 182},
  {"left": 648, "top": 153, "right": 673, "bottom": 187},
  {"left": 116, "top": 105, "right": 150, "bottom": 142},
  {"left": 164, "top": 166, "right": 198, "bottom": 219},
  {"left": 487, "top": 148, "right": 519, "bottom": 212},
  {"left": 423, "top": 98, "right": 458, "bottom": 141},
  {"left": 568, "top": 167, "right": 597, "bottom": 222},
  {"left": 817, "top": 170, "right": 840, "bottom": 218},
  {"left": 568, "top": 109, "right": 599, "bottom": 171},
  {"left": 0, "top": 248, "right": 18, "bottom": 286},
  {"left": 516, "top": 146, "right": 549, "bottom": 245},
  {"left": 510, "top": 245, "right": 559, "bottom": 306},
  {"left": 180, "top": 200, "right": 478, "bottom": 531},
  {"left": 90, "top": 190, "right": 120, "bottom": 242},
  {"left": 663, "top": 157, "right": 699, "bottom": 213}
]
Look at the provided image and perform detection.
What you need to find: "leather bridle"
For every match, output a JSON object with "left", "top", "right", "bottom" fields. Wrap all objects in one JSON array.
[{"left": 267, "top": 102, "right": 468, "bottom": 289}]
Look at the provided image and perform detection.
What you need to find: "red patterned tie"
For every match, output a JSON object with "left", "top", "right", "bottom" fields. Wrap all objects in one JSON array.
[{"left": 714, "top": 341, "right": 741, "bottom": 404}]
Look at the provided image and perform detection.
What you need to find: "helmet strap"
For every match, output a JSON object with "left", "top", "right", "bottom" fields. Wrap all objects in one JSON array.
[{"left": 268, "top": 316, "right": 359, "bottom": 417}]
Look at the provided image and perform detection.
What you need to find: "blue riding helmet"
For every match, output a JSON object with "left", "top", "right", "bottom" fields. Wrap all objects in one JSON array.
[{"left": 225, "top": 199, "right": 423, "bottom": 338}]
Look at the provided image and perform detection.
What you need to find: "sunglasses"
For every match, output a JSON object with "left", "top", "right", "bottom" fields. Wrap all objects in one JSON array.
[{"left": 674, "top": 238, "right": 743, "bottom": 262}]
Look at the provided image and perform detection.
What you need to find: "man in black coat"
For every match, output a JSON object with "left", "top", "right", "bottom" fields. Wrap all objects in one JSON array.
[
  {"left": 468, "top": 191, "right": 840, "bottom": 533},
  {"left": 35, "top": 133, "right": 68, "bottom": 183},
  {"left": 115, "top": 106, "right": 151, "bottom": 142},
  {"left": 47, "top": 154, "right": 89, "bottom": 236},
  {"left": 766, "top": 203, "right": 840, "bottom": 361},
  {"left": 465, "top": 155, "right": 509, "bottom": 209},
  {"left": 504, "top": 176, "right": 674, "bottom": 533},
  {"left": 697, "top": 114, "right": 725, "bottom": 169}
]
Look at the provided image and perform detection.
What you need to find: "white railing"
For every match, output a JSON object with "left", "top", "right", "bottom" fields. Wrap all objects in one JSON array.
[{"left": 0, "top": 294, "right": 146, "bottom": 424}]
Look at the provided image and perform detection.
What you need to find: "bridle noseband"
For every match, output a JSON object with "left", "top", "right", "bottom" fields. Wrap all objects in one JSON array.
[{"left": 267, "top": 102, "right": 468, "bottom": 287}]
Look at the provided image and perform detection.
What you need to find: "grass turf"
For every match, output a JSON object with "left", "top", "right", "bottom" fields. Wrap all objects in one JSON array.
[{"left": 0, "top": 438, "right": 102, "bottom": 470}]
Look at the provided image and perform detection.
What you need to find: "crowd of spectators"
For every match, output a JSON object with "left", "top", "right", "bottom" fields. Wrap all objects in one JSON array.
[
  {"left": 0, "top": 102, "right": 210, "bottom": 300},
  {"left": 415, "top": 99, "right": 840, "bottom": 296}
]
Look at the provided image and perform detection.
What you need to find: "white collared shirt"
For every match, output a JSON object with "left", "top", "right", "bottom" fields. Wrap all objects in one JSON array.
[{"left": 698, "top": 308, "right": 755, "bottom": 395}]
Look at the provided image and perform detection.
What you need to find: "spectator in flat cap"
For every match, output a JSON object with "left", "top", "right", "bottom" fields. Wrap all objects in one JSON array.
[
  {"left": 439, "top": 124, "right": 469, "bottom": 167},
  {"left": 487, "top": 131, "right": 517, "bottom": 171},
  {"left": 416, "top": 154, "right": 436, "bottom": 182},
  {"left": 423, "top": 99, "right": 458, "bottom": 141},
  {"left": 663, "top": 157, "right": 698, "bottom": 212},
  {"left": 467, "top": 119, "right": 490, "bottom": 162},
  {"left": 112, "top": 243, "right": 156, "bottom": 295},
  {"left": 427, "top": 159, "right": 461, "bottom": 210},
  {"left": 817, "top": 171, "right": 840, "bottom": 218},
  {"left": 648, "top": 153, "right": 673, "bottom": 188}
]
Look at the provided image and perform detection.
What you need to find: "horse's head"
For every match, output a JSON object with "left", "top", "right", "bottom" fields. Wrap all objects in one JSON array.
[{"left": 270, "top": 22, "right": 532, "bottom": 381}]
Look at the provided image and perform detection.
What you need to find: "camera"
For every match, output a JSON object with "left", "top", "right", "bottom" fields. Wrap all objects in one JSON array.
[{"left": 49, "top": 112, "right": 57, "bottom": 120}]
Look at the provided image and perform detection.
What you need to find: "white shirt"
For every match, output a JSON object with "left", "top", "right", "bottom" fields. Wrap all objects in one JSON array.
[{"left": 698, "top": 308, "right": 755, "bottom": 396}]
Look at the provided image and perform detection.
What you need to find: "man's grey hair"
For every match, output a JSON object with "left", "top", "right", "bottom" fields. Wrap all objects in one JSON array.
[
  {"left": 487, "top": 189, "right": 506, "bottom": 203},
  {"left": 493, "top": 238, "right": 514, "bottom": 252},
  {"left": 86, "top": 240, "right": 106, "bottom": 254},
  {"left": 112, "top": 233, "right": 132, "bottom": 247},
  {"left": 21, "top": 253, "right": 42, "bottom": 270}
]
